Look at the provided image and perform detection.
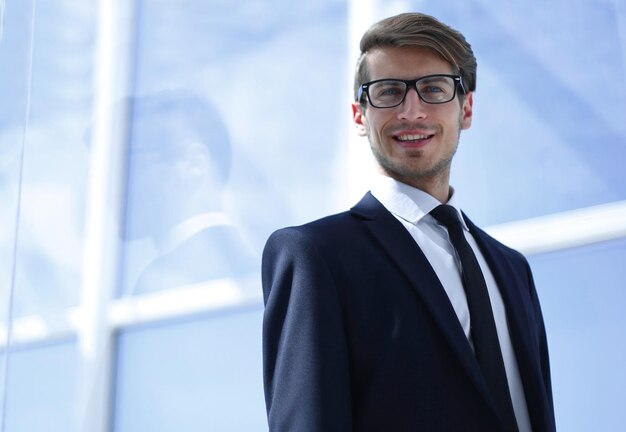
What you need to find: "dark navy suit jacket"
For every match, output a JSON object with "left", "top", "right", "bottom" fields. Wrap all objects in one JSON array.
[{"left": 262, "top": 193, "right": 555, "bottom": 431}]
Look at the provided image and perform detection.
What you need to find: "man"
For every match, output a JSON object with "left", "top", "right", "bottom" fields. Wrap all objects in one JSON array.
[
  {"left": 122, "top": 91, "right": 257, "bottom": 294},
  {"left": 262, "top": 13, "right": 555, "bottom": 432}
]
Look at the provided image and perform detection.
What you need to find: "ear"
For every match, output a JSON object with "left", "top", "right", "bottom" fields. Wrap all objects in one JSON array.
[
  {"left": 352, "top": 102, "right": 369, "bottom": 137},
  {"left": 460, "top": 92, "right": 473, "bottom": 130}
]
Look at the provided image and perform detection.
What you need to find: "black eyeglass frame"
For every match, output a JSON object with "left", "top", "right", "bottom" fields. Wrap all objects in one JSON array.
[{"left": 357, "top": 74, "right": 467, "bottom": 108}]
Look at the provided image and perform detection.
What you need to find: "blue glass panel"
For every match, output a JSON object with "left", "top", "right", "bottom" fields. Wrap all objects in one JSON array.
[
  {"left": 120, "top": 0, "right": 348, "bottom": 295},
  {"left": 0, "top": 0, "right": 37, "bottom": 422},
  {"left": 0, "top": 0, "right": 35, "bottom": 327},
  {"left": 529, "top": 237, "right": 626, "bottom": 431},
  {"left": 0, "top": 0, "right": 95, "bottom": 319},
  {"left": 113, "top": 306, "right": 266, "bottom": 431},
  {"left": 402, "top": 1, "right": 626, "bottom": 225},
  {"left": 2, "top": 341, "right": 80, "bottom": 432}
]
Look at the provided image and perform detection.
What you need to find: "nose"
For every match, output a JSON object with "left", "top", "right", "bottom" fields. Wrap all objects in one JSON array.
[{"left": 397, "top": 87, "right": 428, "bottom": 121}]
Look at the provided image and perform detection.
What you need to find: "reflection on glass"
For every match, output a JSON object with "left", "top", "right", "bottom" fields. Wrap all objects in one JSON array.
[
  {"left": 130, "top": 0, "right": 349, "bottom": 252},
  {"left": 121, "top": 92, "right": 258, "bottom": 295}
]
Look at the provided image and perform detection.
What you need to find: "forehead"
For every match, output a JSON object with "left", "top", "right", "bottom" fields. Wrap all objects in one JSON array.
[{"left": 366, "top": 46, "right": 454, "bottom": 80}]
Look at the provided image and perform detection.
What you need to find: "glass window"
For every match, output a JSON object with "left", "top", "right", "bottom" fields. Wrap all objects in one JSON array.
[
  {"left": 120, "top": 0, "right": 348, "bottom": 296},
  {"left": 7, "top": 1, "right": 623, "bottom": 431},
  {"left": 0, "top": 1, "right": 35, "bottom": 329},
  {"left": 0, "top": 0, "right": 95, "bottom": 320},
  {"left": 113, "top": 307, "right": 265, "bottom": 431},
  {"left": 2, "top": 341, "right": 80, "bottom": 432},
  {"left": 529, "top": 237, "right": 626, "bottom": 432},
  {"left": 0, "top": 1, "right": 94, "bottom": 428}
]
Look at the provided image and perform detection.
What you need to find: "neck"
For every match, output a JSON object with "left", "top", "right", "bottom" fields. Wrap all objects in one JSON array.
[{"left": 381, "top": 171, "right": 451, "bottom": 204}]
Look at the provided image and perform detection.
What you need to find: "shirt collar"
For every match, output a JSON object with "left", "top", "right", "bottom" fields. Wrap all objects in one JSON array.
[
  {"left": 371, "top": 174, "right": 469, "bottom": 231},
  {"left": 159, "top": 211, "right": 233, "bottom": 254}
]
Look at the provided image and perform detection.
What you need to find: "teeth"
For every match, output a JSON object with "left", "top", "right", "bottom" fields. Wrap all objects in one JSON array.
[{"left": 397, "top": 134, "right": 430, "bottom": 141}]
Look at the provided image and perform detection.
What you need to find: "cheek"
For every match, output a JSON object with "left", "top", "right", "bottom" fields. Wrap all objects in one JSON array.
[
  {"left": 367, "top": 114, "right": 390, "bottom": 139},
  {"left": 457, "top": 111, "right": 464, "bottom": 129}
]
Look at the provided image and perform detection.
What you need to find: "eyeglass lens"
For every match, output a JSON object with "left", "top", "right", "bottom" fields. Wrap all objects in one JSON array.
[{"left": 368, "top": 76, "right": 457, "bottom": 107}]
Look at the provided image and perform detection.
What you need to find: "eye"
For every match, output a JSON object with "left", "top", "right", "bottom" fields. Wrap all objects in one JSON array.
[
  {"left": 374, "top": 84, "right": 404, "bottom": 98},
  {"left": 381, "top": 88, "right": 401, "bottom": 95},
  {"left": 418, "top": 81, "right": 451, "bottom": 94},
  {"left": 421, "top": 85, "right": 445, "bottom": 93},
  {"left": 417, "top": 77, "right": 455, "bottom": 96}
]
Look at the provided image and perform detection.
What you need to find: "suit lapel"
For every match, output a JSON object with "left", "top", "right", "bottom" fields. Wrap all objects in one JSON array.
[
  {"left": 351, "top": 193, "right": 494, "bottom": 408},
  {"left": 466, "top": 216, "right": 549, "bottom": 426},
  {"left": 465, "top": 216, "right": 536, "bottom": 361}
]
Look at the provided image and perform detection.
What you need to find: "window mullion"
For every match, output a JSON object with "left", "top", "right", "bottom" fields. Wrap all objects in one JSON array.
[{"left": 78, "top": 1, "right": 136, "bottom": 431}]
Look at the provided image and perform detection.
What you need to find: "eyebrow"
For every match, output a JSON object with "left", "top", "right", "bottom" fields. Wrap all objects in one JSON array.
[{"left": 417, "top": 76, "right": 450, "bottom": 83}]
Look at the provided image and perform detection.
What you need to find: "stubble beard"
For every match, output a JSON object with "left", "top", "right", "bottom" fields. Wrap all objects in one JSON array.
[{"left": 369, "top": 129, "right": 461, "bottom": 188}]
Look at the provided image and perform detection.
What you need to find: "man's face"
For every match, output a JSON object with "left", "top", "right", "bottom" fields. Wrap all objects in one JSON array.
[{"left": 352, "top": 46, "right": 473, "bottom": 189}]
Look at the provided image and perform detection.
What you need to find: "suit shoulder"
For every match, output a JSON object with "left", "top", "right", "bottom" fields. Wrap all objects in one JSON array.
[
  {"left": 467, "top": 217, "right": 530, "bottom": 265},
  {"left": 266, "top": 210, "right": 359, "bottom": 247},
  {"left": 484, "top": 228, "right": 525, "bottom": 257}
]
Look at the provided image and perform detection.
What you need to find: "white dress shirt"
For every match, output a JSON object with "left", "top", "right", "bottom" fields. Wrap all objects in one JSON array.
[{"left": 371, "top": 175, "right": 531, "bottom": 432}]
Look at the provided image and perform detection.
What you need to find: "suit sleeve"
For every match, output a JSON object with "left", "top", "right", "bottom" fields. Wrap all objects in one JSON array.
[{"left": 261, "top": 228, "right": 352, "bottom": 432}]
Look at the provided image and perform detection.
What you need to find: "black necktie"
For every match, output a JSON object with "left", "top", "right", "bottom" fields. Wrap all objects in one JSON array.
[{"left": 430, "top": 205, "right": 519, "bottom": 431}]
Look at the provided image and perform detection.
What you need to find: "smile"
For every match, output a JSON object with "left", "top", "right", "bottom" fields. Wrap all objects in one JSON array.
[{"left": 395, "top": 134, "right": 433, "bottom": 142}]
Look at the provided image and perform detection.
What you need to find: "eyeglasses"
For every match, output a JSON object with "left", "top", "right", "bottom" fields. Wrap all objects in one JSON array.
[{"left": 357, "top": 74, "right": 466, "bottom": 108}]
